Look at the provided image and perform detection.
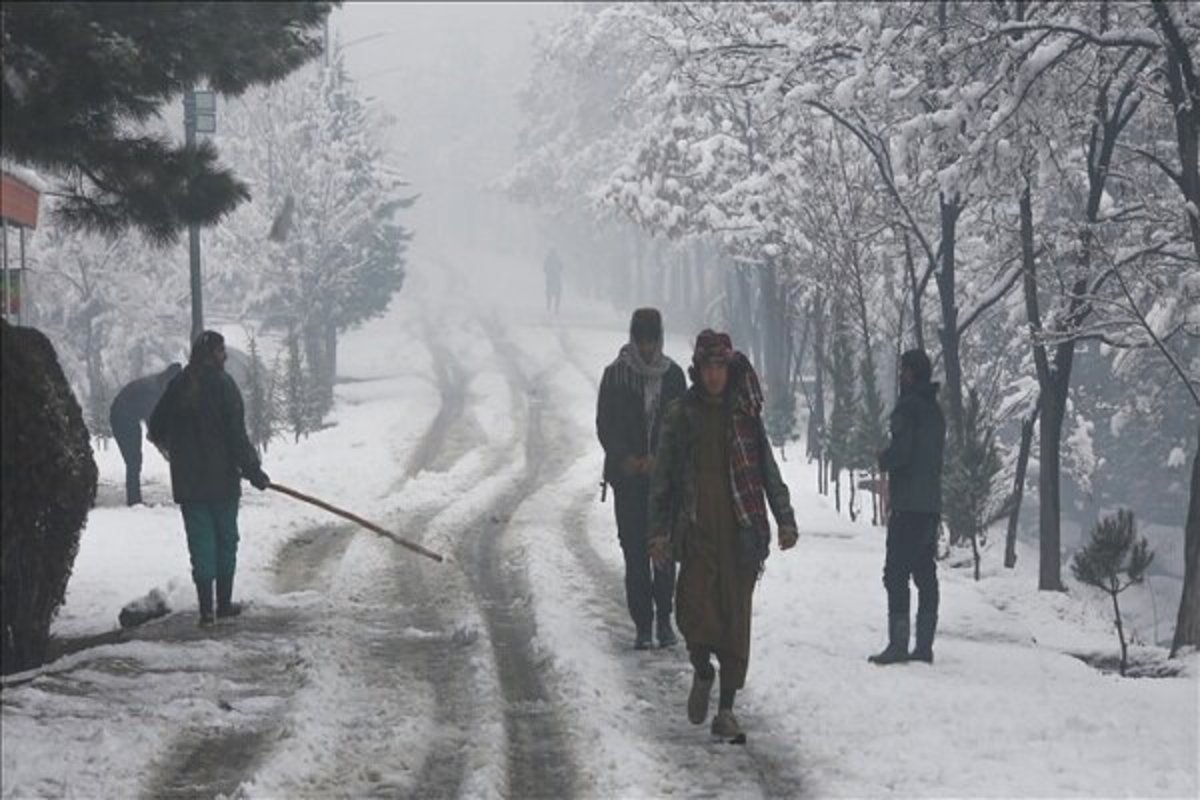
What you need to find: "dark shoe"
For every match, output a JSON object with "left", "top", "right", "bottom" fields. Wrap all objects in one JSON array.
[
  {"left": 216, "top": 575, "right": 241, "bottom": 620},
  {"left": 711, "top": 709, "right": 746, "bottom": 744},
  {"left": 195, "top": 578, "right": 215, "bottom": 627},
  {"left": 216, "top": 602, "right": 243, "bottom": 621},
  {"left": 656, "top": 617, "right": 677, "bottom": 648},
  {"left": 910, "top": 613, "right": 937, "bottom": 663},
  {"left": 868, "top": 615, "right": 910, "bottom": 665},
  {"left": 688, "top": 669, "right": 715, "bottom": 724},
  {"left": 634, "top": 631, "right": 653, "bottom": 650}
]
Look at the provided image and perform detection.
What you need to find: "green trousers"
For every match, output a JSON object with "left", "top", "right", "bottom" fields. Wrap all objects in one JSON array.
[{"left": 181, "top": 500, "right": 240, "bottom": 583}]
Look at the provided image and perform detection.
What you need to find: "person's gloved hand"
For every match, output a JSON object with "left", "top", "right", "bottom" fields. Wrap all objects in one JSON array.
[
  {"left": 778, "top": 524, "right": 799, "bottom": 551},
  {"left": 248, "top": 466, "right": 271, "bottom": 491}
]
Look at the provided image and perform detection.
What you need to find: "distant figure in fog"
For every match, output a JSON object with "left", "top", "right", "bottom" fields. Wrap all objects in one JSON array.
[
  {"left": 597, "top": 308, "right": 686, "bottom": 651},
  {"left": 870, "top": 348, "right": 946, "bottom": 665},
  {"left": 110, "top": 362, "right": 182, "bottom": 505},
  {"left": 544, "top": 248, "right": 564, "bottom": 314}
]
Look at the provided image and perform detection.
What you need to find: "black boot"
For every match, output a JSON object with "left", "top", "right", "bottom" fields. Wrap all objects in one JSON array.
[
  {"left": 216, "top": 574, "right": 242, "bottom": 620},
  {"left": 656, "top": 615, "right": 677, "bottom": 648},
  {"left": 910, "top": 613, "right": 937, "bottom": 663},
  {"left": 868, "top": 615, "right": 910, "bottom": 665},
  {"left": 196, "top": 579, "right": 215, "bottom": 627}
]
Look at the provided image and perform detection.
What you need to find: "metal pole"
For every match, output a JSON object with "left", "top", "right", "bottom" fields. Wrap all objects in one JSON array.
[
  {"left": 2, "top": 217, "right": 8, "bottom": 320},
  {"left": 185, "top": 89, "right": 203, "bottom": 342},
  {"left": 18, "top": 226, "right": 25, "bottom": 326}
]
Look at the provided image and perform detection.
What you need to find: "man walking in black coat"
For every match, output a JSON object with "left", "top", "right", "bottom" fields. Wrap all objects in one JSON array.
[
  {"left": 110, "top": 362, "right": 182, "bottom": 505},
  {"left": 871, "top": 349, "right": 946, "bottom": 664},
  {"left": 148, "top": 331, "right": 270, "bottom": 626},
  {"left": 597, "top": 308, "right": 686, "bottom": 649}
]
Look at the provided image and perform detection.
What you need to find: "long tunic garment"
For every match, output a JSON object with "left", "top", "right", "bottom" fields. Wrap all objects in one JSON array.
[{"left": 674, "top": 395, "right": 758, "bottom": 687}]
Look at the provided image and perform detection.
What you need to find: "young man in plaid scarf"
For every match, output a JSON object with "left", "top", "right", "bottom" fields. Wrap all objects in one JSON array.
[{"left": 648, "top": 330, "right": 799, "bottom": 743}]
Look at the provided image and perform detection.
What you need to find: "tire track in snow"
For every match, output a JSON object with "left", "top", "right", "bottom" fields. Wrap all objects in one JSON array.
[
  {"left": 552, "top": 326, "right": 808, "bottom": 798},
  {"left": 263, "top": 321, "right": 495, "bottom": 800},
  {"left": 452, "top": 315, "right": 580, "bottom": 799}
]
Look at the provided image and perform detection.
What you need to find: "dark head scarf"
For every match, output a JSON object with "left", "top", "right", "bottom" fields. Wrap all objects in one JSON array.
[{"left": 190, "top": 330, "right": 225, "bottom": 367}]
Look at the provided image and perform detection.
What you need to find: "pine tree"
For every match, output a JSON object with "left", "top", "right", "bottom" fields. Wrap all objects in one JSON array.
[
  {"left": 1071, "top": 510, "right": 1154, "bottom": 676},
  {"left": 826, "top": 327, "right": 857, "bottom": 515},
  {"left": 1, "top": 3, "right": 334, "bottom": 243},
  {"left": 943, "top": 388, "right": 1003, "bottom": 580},
  {"left": 213, "top": 52, "right": 414, "bottom": 427},
  {"left": 245, "top": 334, "right": 277, "bottom": 454},
  {"left": 285, "top": 332, "right": 310, "bottom": 443},
  {"left": 851, "top": 355, "right": 887, "bottom": 524}
]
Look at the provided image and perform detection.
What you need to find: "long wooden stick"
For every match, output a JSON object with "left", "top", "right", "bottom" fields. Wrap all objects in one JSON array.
[{"left": 268, "top": 482, "right": 445, "bottom": 563}]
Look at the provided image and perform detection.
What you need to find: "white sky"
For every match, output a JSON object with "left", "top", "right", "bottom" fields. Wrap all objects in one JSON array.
[{"left": 330, "top": 2, "right": 569, "bottom": 261}]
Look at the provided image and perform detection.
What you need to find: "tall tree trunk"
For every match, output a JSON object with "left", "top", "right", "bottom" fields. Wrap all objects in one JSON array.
[
  {"left": 1171, "top": 427, "right": 1200, "bottom": 657},
  {"left": 903, "top": 231, "right": 924, "bottom": 351},
  {"left": 324, "top": 321, "right": 338, "bottom": 388},
  {"left": 1038, "top": 377, "right": 1069, "bottom": 591},
  {"left": 1112, "top": 583, "right": 1128, "bottom": 677},
  {"left": 1005, "top": 404, "right": 1040, "bottom": 568},
  {"left": 808, "top": 292, "right": 827, "bottom": 465},
  {"left": 1021, "top": 181, "right": 1071, "bottom": 591},
  {"left": 936, "top": 197, "right": 965, "bottom": 442},
  {"left": 1152, "top": 1, "right": 1200, "bottom": 266}
]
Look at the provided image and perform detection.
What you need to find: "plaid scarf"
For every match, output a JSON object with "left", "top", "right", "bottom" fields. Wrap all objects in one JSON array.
[{"left": 726, "top": 353, "right": 771, "bottom": 564}]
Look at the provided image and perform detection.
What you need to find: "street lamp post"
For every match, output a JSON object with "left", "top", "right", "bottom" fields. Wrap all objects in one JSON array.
[{"left": 183, "top": 88, "right": 216, "bottom": 343}]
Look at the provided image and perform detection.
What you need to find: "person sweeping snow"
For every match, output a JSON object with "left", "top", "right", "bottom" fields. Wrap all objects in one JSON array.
[
  {"left": 648, "top": 330, "right": 799, "bottom": 743},
  {"left": 148, "top": 330, "right": 270, "bottom": 627}
]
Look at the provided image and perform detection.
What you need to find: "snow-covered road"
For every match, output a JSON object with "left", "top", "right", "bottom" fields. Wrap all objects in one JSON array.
[{"left": 2, "top": 255, "right": 1196, "bottom": 799}]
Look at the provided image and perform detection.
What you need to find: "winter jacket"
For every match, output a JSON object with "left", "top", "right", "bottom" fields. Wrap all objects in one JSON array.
[
  {"left": 596, "top": 357, "right": 686, "bottom": 490},
  {"left": 109, "top": 364, "right": 180, "bottom": 432},
  {"left": 147, "top": 364, "right": 262, "bottom": 503},
  {"left": 649, "top": 388, "right": 796, "bottom": 567},
  {"left": 879, "top": 381, "right": 946, "bottom": 514}
]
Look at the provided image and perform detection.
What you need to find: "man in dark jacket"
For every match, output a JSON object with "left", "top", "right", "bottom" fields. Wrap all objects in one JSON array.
[
  {"left": 870, "top": 349, "right": 946, "bottom": 665},
  {"left": 597, "top": 308, "right": 687, "bottom": 649},
  {"left": 148, "top": 331, "right": 270, "bottom": 626},
  {"left": 110, "top": 362, "right": 182, "bottom": 505}
]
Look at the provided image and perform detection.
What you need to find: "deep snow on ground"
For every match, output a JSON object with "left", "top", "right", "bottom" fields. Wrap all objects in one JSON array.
[{"left": 2, "top": 254, "right": 1197, "bottom": 799}]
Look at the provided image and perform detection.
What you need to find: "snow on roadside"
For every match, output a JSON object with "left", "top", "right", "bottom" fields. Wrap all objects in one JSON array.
[
  {"left": 747, "top": 453, "right": 1198, "bottom": 798},
  {"left": 3, "top": 291, "right": 442, "bottom": 800},
  {"left": 549, "top": 317, "right": 1197, "bottom": 797}
]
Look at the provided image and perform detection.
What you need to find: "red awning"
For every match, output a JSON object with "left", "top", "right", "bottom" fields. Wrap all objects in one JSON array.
[{"left": 1, "top": 172, "right": 40, "bottom": 229}]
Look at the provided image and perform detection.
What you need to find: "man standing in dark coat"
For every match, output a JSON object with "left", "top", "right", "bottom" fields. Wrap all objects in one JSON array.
[
  {"left": 109, "top": 362, "right": 182, "bottom": 505},
  {"left": 870, "top": 348, "right": 946, "bottom": 665},
  {"left": 597, "top": 308, "right": 687, "bottom": 649},
  {"left": 148, "top": 331, "right": 270, "bottom": 626}
]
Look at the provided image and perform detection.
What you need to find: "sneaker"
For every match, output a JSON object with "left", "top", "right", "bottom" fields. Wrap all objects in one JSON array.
[
  {"left": 656, "top": 619, "right": 677, "bottom": 648},
  {"left": 687, "top": 669, "right": 715, "bottom": 725},
  {"left": 711, "top": 709, "right": 746, "bottom": 744},
  {"left": 634, "top": 632, "right": 653, "bottom": 650},
  {"left": 198, "top": 613, "right": 215, "bottom": 628}
]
